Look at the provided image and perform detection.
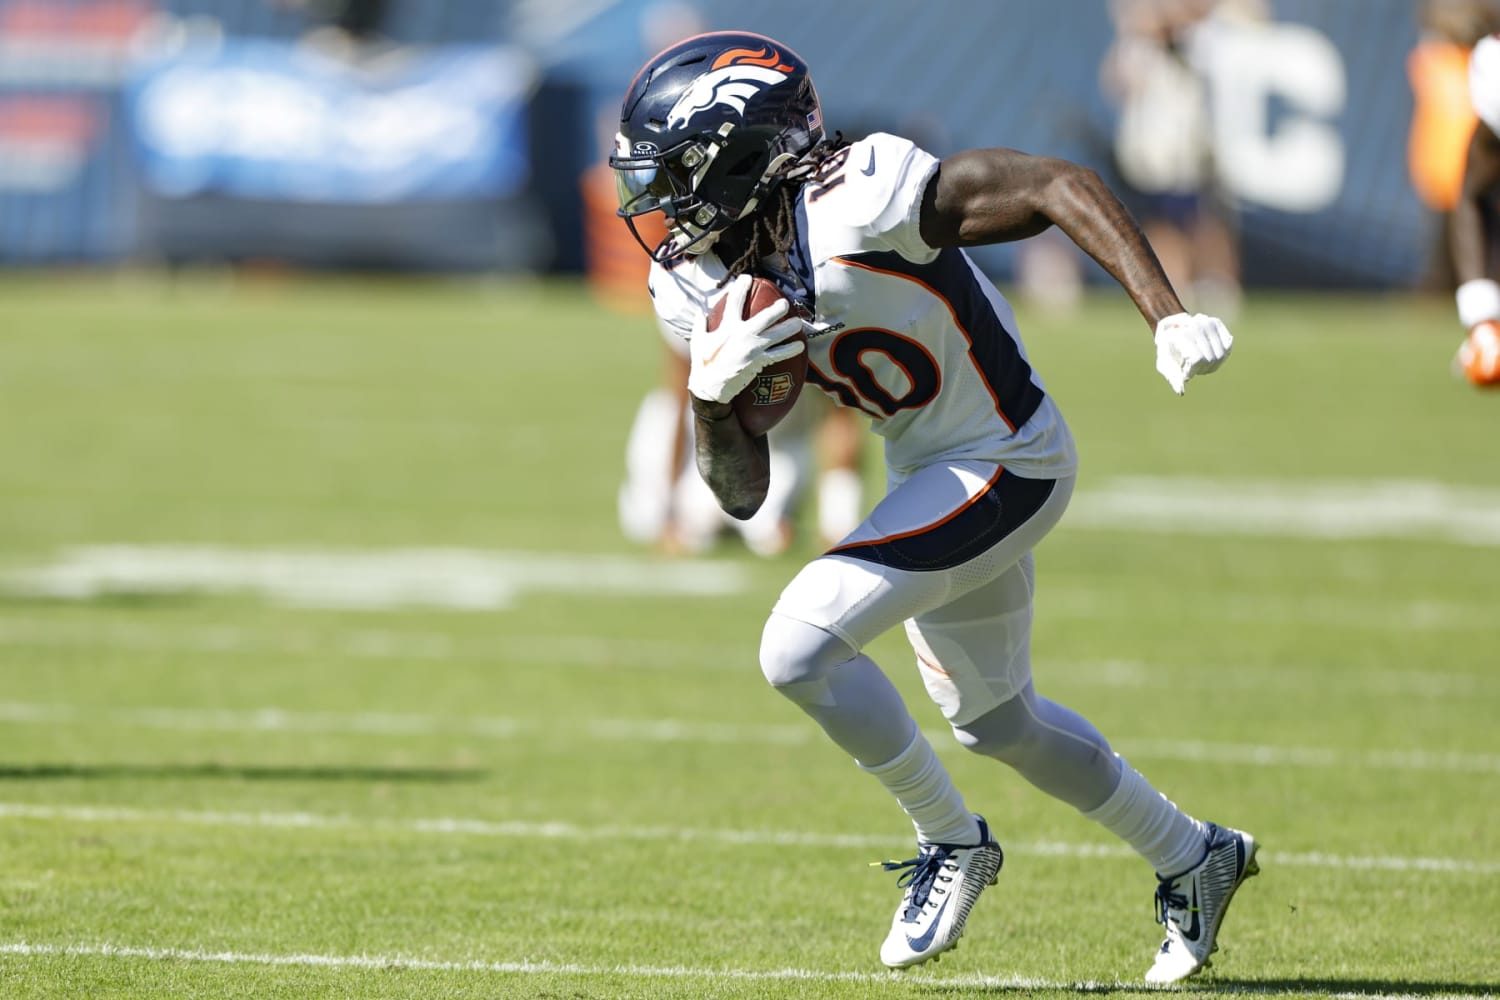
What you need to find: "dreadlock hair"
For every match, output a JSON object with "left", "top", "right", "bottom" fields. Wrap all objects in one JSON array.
[{"left": 717, "top": 132, "right": 852, "bottom": 286}]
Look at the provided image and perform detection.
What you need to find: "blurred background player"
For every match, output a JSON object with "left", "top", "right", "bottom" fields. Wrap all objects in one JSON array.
[
  {"left": 1407, "top": 0, "right": 1500, "bottom": 290},
  {"left": 582, "top": 1, "right": 866, "bottom": 557},
  {"left": 583, "top": 122, "right": 865, "bottom": 556},
  {"left": 614, "top": 314, "right": 867, "bottom": 556},
  {"left": 1101, "top": 0, "right": 1247, "bottom": 319},
  {"left": 1450, "top": 16, "right": 1500, "bottom": 385}
]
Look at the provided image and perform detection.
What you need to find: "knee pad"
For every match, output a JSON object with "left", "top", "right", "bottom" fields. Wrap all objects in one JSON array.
[{"left": 759, "top": 613, "right": 857, "bottom": 689}]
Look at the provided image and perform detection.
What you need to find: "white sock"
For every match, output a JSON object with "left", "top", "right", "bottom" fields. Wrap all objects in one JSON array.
[
  {"left": 1082, "top": 755, "right": 1207, "bottom": 875},
  {"left": 860, "top": 730, "right": 981, "bottom": 846}
]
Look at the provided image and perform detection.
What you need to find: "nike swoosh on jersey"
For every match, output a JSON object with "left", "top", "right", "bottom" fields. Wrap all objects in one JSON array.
[
  {"left": 903, "top": 894, "right": 951, "bottom": 953},
  {"left": 861, "top": 149, "right": 876, "bottom": 176}
]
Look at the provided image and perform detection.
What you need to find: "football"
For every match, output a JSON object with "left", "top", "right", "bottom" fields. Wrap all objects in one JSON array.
[{"left": 706, "top": 276, "right": 809, "bottom": 436}]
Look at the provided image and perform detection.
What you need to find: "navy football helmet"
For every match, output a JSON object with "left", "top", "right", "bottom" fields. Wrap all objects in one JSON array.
[{"left": 609, "top": 31, "right": 824, "bottom": 261}]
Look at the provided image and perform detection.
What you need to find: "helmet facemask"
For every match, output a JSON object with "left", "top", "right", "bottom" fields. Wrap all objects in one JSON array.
[
  {"left": 612, "top": 126, "right": 809, "bottom": 262},
  {"left": 612, "top": 131, "right": 732, "bottom": 260}
]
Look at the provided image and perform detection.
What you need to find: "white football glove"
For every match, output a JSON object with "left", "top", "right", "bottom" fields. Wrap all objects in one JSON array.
[
  {"left": 1153, "top": 312, "right": 1234, "bottom": 395},
  {"left": 687, "top": 274, "right": 806, "bottom": 405}
]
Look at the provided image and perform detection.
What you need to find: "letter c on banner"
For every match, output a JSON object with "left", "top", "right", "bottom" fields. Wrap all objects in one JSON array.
[{"left": 1208, "top": 22, "right": 1346, "bottom": 213}]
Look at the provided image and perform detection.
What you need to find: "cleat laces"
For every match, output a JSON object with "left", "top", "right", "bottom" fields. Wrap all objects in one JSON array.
[
  {"left": 876, "top": 847, "right": 957, "bottom": 921},
  {"left": 1154, "top": 876, "right": 1192, "bottom": 929}
]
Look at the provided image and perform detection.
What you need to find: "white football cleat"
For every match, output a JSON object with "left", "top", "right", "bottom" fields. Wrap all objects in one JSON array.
[
  {"left": 1145, "top": 822, "right": 1260, "bottom": 985},
  {"left": 877, "top": 815, "right": 1004, "bottom": 969}
]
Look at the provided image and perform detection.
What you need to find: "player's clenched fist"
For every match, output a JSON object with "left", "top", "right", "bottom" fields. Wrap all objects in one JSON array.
[{"left": 1153, "top": 312, "right": 1234, "bottom": 395}]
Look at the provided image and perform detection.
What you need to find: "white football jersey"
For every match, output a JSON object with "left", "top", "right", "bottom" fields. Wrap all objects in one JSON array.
[
  {"left": 1472, "top": 34, "right": 1500, "bottom": 134},
  {"left": 648, "top": 132, "right": 1077, "bottom": 484}
]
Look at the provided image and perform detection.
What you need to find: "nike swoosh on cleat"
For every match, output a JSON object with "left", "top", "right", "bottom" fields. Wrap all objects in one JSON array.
[
  {"left": 861, "top": 150, "right": 876, "bottom": 176},
  {"left": 1181, "top": 884, "right": 1202, "bottom": 942},
  {"left": 903, "top": 895, "right": 951, "bottom": 953}
]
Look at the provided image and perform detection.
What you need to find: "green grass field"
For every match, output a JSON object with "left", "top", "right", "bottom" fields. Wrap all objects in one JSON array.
[{"left": 0, "top": 273, "right": 1496, "bottom": 999}]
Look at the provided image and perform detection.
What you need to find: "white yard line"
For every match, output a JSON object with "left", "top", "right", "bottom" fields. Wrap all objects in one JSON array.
[
  {"left": 1, "top": 530, "right": 1496, "bottom": 631},
  {"left": 1, "top": 700, "right": 1493, "bottom": 774},
  {"left": 0, "top": 940, "right": 1112, "bottom": 989},
  {"left": 3, "top": 545, "right": 751, "bottom": 611},
  {"left": 1, "top": 802, "right": 1495, "bottom": 875},
  {"left": 1067, "top": 476, "right": 1500, "bottom": 546},
  {"left": 0, "top": 942, "right": 1484, "bottom": 999}
]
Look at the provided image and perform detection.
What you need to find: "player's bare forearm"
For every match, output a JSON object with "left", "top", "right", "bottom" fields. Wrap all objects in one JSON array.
[
  {"left": 1453, "top": 124, "right": 1500, "bottom": 283},
  {"left": 690, "top": 396, "right": 770, "bottom": 520},
  {"left": 921, "top": 147, "right": 1185, "bottom": 328}
]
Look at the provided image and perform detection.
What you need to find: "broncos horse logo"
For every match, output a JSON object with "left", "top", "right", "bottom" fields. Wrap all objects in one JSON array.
[{"left": 665, "top": 47, "right": 794, "bottom": 130}]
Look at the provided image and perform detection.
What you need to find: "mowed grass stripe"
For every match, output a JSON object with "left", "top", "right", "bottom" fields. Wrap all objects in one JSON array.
[
  {"left": 2, "top": 701, "right": 1495, "bottom": 773},
  {"left": 2, "top": 802, "right": 1494, "bottom": 875},
  {"left": 3, "top": 284, "right": 1496, "bottom": 996},
  {"left": 1, "top": 617, "right": 1494, "bottom": 696},
  {"left": 1, "top": 578, "right": 1495, "bottom": 633}
]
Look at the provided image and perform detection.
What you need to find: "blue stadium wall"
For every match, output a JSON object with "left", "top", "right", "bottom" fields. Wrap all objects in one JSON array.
[
  {"left": 556, "top": 0, "right": 1430, "bottom": 289},
  {"left": 0, "top": 0, "right": 1433, "bottom": 288}
]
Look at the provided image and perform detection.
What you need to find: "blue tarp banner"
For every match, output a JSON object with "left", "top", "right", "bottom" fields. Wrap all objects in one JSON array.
[{"left": 126, "top": 40, "right": 533, "bottom": 203}]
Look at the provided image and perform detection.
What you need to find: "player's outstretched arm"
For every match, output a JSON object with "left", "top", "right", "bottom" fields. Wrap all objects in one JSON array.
[
  {"left": 919, "top": 147, "right": 1231, "bottom": 393},
  {"left": 919, "top": 147, "right": 1183, "bottom": 327}
]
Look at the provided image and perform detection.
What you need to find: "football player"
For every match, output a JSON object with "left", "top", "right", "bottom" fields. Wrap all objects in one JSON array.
[
  {"left": 1451, "top": 29, "right": 1500, "bottom": 385},
  {"left": 592, "top": 157, "right": 864, "bottom": 555},
  {"left": 609, "top": 31, "right": 1253, "bottom": 983}
]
